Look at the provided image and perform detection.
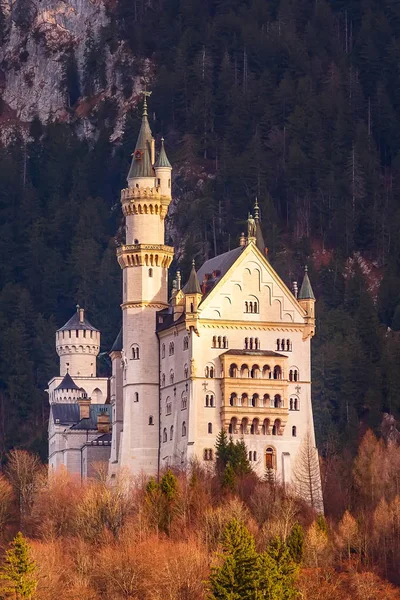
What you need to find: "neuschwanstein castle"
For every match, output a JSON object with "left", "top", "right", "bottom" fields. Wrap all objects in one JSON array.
[{"left": 47, "top": 95, "right": 318, "bottom": 484}]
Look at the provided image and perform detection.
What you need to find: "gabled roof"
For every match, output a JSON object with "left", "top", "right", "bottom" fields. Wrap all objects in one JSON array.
[
  {"left": 183, "top": 261, "right": 202, "bottom": 294},
  {"left": 54, "top": 372, "right": 81, "bottom": 391},
  {"left": 110, "top": 328, "right": 122, "bottom": 353},
  {"left": 58, "top": 310, "right": 98, "bottom": 332},
  {"left": 298, "top": 267, "right": 315, "bottom": 300},
  {"left": 154, "top": 138, "right": 171, "bottom": 168},
  {"left": 127, "top": 98, "right": 154, "bottom": 180},
  {"left": 196, "top": 246, "right": 246, "bottom": 298}
]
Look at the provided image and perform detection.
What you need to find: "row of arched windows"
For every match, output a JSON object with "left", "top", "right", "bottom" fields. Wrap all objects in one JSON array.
[
  {"left": 161, "top": 338, "right": 188, "bottom": 358},
  {"left": 229, "top": 363, "right": 283, "bottom": 380},
  {"left": 289, "top": 397, "right": 300, "bottom": 410},
  {"left": 244, "top": 301, "right": 259, "bottom": 313},
  {"left": 244, "top": 337, "right": 260, "bottom": 350},
  {"left": 289, "top": 369, "right": 299, "bottom": 381},
  {"left": 212, "top": 336, "right": 228, "bottom": 349},
  {"left": 227, "top": 417, "right": 283, "bottom": 436},
  {"left": 277, "top": 339, "right": 292, "bottom": 352},
  {"left": 229, "top": 393, "right": 283, "bottom": 408},
  {"left": 162, "top": 421, "right": 186, "bottom": 442}
]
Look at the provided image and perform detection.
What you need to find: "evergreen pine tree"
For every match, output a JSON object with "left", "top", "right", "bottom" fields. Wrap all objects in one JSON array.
[
  {"left": 0, "top": 532, "right": 37, "bottom": 599},
  {"left": 208, "top": 519, "right": 258, "bottom": 600}
]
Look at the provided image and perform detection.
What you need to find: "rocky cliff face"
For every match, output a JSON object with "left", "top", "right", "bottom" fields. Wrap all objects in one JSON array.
[{"left": 0, "top": 0, "right": 144, "bottom": 138}]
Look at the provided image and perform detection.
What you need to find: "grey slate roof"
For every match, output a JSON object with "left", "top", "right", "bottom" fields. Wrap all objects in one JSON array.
[
  {"left": 52, "top": 404, "right": 110, "bottom": 430},
  {"left": 196, "top": 246, "right": 246, "bottom": 297},
  {"left": 255, "top": 220, "right": 266, "bottom": 255},
  {"left": 54, "top": 372, "right": 81, "bottom": 391},
  {"left": 298, "top": 267, "right": 315, "bottom": 300},
  {"left": 58, "top": 310, "right": 98, "bottom": 332},
  {"left": 127, "top": 103, "right": 154, "bottom": 180},
  {"left": 154, "top": 138, "right": 172, "bottom": 168},
  {"left": 110, "top": 328, "right": 122, "bottom": 353},
  {"left": 220, "top": 349, "right": 287, "bottom": 358},
  {"left": 183, "top": 261, "right": 202, "bottom": 294}
]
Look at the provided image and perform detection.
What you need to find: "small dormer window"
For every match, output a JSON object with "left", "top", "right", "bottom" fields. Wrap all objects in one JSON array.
[{"left": 157, "top": 178, "right": 161, "bottom": 185}]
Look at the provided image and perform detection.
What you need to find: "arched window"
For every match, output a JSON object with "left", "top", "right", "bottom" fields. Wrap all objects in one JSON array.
[
  {"left": 290, "top": 398, "right": 293, "bottom": 410},
  {"left": 286, "top": 339, "right": 291, "bottom": 351},
  {"left": 170, "top": 425, "right": 174, "bottom": 440},
  {"left": 244, "top": 337, "right": 249, "bottom": 349},
  {"left": 203, "top": 448, "right": 213, "bottom": 461},
  {"left": 273, "top": 365, "right": 282, "bottom": 380},
  {"left": 134, "top": 392, "right": 139, "bottom": 402},
  {"left": 169, "top": 342, "right": 174, "bottom": 356},
  {"left": 249, "top": 337, "right": 254, "bottom": 350},
  {"left": 212, "top": 336, "right": 216, "bottom": 348},
  {"left": 149, "top": 268, "right": 153, "bottom": 277},
  {"left": 253, "top": 451, "right": 257, "bottom": 461},
  {"left": 208, "top": 422, "right": 212, "bottom": 434},
  {"left": 205, "top": 366, "right": 209, "bottom": 378},
  {"left": 132, "top": 344, "right": 140, "bottom": 360},
  {"left": 294, "top": 369, "right": 298, "bottom": 381},
  {"left": 249, "top": 301, "right": 253, "bottom": 313},
  {"left": 181, "top": 394, "right": 187, "bottom": 410},
  {"left": 228, "top": 423, "right": 233, "bottom": 434},
  {"left": 163, "top": 428, "right": 167, "bottom": 442},
  {"left": 249, "top": 451, "right": 252, "bottom": 461},
  {"left": 182, "top": 421, "right": 187, "bottom": 437},
  {"left": 276, "top": 338, "right": 280, "bottom": 351},
  {"left": 183, "top": 336, "right": 189, "bottom": 350},
  {"left": 255, "top": 338, "right": 260, "bottom": 350},
  {"left": 162, "top": 374, "right": 165, "bottom": 387},
  {"left": 289, "top": 370, "right": 293, "bottom": 382},
  {"left": 210, "top": 395, "right": 214, "bottom": 407},
  {"left": 229, "top": 393, "right": 236, "bottom": 407},
  {"left": 294, "top": 398, "right": 299, "bottom": 411},
  {"left": 170, "top": 370, "right": 174, "bottom": 384},
  {"left": 166, "top": 397, "right": 171, "bottom": 415},
  {"left": 210, "top": 366, "right": 215, "bottom": 378},
  {"left": 292, "top": 426, "right": 297, "bottom": 437},
  {"left": 184, "top": 364, "right": 189, "bottom": 378},
  {"left": 205, "top": 395, "right": 209, "bottom": 407},
  {"left": 254, "top": 302, "right": 258, "bottom": 313},
  {"left": 251, "top": 394, "right": 257, "bottom": 407},
  {"left": 162, "top": 344, "right": 165, "bottom": 359},
  {"left": 149, "top": 415, "right": 154, "bottom": 425},
  {"left": 217, "top": 336, "right": 221, "bottom": 348},
  {"left": 250, "top": 424, "right": 255, "bottom": 434},
  {"left": 274, "top": 394, "right": 281, "bottom": 408},
  {"left": 223, "top": 336, "right": 228, "bottom": 349},
  {"left": 245, "top": 302, "right": 249, "bottom": 313},
  {"left": 229, "top": 364, "right": 238, "bottom": 378},
  {"left": 272, "top": 425, "right": 277, "bottom": 435}
]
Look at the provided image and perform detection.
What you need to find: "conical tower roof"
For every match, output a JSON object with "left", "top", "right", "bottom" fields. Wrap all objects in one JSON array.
[
  {"left": 58, "top": 307, "right": 98, "bottom": 332},
  {"left": 110, "top": 328, "right": 122, "bottom": 353},
  {"left": 183, "top": 260, "right": 202, "bottom": 294},
  {"left": 298, "top": 266, "right": 315, "bottom": 300},
  {"left": 127, "top": 95, "right": 154, "bottom": 180},
  {"left": 154, "top": 137, "right": 171, "bottom": 168}
]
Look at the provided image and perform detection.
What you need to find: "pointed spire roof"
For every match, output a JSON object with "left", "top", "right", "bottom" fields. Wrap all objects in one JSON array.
[
  {"left": 298, "top": 266, "right": 315, "bottom": 300},
  {"left": 55, "top": 372, "right": 81, "bottom": 391},
  {"left": 254, "top": 198, "right": 265, "bottom": 254},
  {"left": 154, "top": 137, "right": 172, "bottom": 168},
  {"left": 110, "top": 328, "right": 122, "bottom": 353},
  {"left": 127, "top": 94, "right": 155, "bottom": 180},
  {"left": 183, "top": 260, "right": 202, "bottom": 294}
]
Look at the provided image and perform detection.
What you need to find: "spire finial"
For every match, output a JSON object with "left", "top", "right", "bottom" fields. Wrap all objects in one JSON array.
[
  {"left": 142, "top": 89, "right": 152, "bottom": 118},
  {"left": 305, "top": 265, "right": 308, "bottom": 273},
  {"left": 254, "top": 197, "right": 260, "bottom": 220},
  {"left": 192, "top": 259, "right": 196, "bottom": 269},
  {"left": 76, "top": 304, "right": 80, "bottom": 312}
]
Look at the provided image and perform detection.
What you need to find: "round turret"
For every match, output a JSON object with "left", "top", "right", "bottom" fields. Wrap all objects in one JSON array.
[{"left": 56, "top": 306, "right": 100, "bottom": 377}]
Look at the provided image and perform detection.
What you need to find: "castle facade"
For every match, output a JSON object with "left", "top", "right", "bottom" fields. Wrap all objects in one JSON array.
[{"left": 48, "top": 96, "right": 319, "bottom": 488}]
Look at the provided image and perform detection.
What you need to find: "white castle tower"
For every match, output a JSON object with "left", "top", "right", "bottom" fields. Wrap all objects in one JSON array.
[{"left": 117, "top": 93, "right": 173, "bottom": 474}]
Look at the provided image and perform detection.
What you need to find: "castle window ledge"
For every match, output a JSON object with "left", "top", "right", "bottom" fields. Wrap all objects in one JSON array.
[{"left": 221, "top": 408, "right": 289, "bottom": 422}]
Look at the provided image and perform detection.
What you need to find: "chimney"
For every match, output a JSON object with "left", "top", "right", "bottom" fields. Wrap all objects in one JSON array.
[
  {"left": 293, "top": 281, "right": 298, "bottom": 298},
  {"left": 97, "top": 409, "right": 110, "bottom": 433},
  {"left": 78, "top": 394, "right": 91, "bottom": 420},
  {"left": 79, "top": 307, "right": 84, "bottom": 324}
]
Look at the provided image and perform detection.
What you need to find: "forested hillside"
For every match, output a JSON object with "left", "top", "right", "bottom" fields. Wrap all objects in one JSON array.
[{"left": 1, "top": 0, "right": 400, "bottom": 456}]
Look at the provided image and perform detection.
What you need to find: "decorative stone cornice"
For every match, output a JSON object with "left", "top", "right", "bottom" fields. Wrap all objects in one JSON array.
[
  {"left": 121, "top": 301, "right": 169, "bottom": 310},
  {"left": 116, "top": 244, "right": 174, "bottom": 269},
  {"left": 121, "top": 187, "right": 171, "bottom": 218},
  {"left": 199, "top": 320, "right": 304, "bottom": 332}
]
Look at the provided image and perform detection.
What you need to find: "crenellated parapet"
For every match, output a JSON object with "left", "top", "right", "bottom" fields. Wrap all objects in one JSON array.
[
  {"left": 121, "top": 186, "right": 170, "bottom": 219},
  {"left": 56, "top": 328, "right": 100, "bottom": 357},
  {"left": 117, "top": 243, "right": 174, "bottom": 269}
]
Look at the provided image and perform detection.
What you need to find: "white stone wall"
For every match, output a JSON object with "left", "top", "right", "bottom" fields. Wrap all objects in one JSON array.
[
  {"left": 56, "top": 329, "right": 100, "bottom": 377},
  {"left": 109, "top": 352, "right": 124, "bottom": 472},
  {"left": 47, "top": 376, "right": 108, "bottom": 404}
]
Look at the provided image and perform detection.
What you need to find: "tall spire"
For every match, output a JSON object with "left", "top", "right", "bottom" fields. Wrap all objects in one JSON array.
[
  {"left": 253, "top": 198, "right": 266, "bottom": 255},
  {"left": 298, "top": 266, "right": 315, "bottom": 300},
  {"left": 183, "top": 260, "right": 202, "bottom": 294},
  {"left": 127, "top": 91, "right": 155, "bottom": 181}
]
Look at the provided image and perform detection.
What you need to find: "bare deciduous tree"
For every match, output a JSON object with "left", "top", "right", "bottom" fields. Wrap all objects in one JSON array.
[
  {"left": 5, "top": 449, "right": 44, "bottom": 530},
  {"left": 293, "top": 431, "right": 323, "bottom": 512}
]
